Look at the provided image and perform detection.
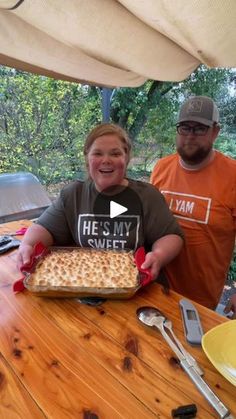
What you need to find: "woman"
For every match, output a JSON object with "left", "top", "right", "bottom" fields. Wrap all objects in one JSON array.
[{"left": 17, "top": 123, "right": 183, "bottom": 278}]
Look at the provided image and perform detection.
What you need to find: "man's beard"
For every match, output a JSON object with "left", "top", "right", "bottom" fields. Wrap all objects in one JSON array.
[{"left": 177, "top": 144, "right": 213, "bottom": 165}]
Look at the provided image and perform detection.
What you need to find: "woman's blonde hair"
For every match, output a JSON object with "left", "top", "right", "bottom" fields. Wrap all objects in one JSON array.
[{"left": 84, "top": 123, "right": 132, "bottom": 163}]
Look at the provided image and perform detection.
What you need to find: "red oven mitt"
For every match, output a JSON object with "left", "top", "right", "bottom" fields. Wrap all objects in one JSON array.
[
  {"left": 13, "top": 242, "right": 49, "bottom": 292},
  {"left": 13, "top": 227, "right": 28, "bottom": 236},
  {"left": 134, "top": 247, "right": 153, "bottom": 287}
]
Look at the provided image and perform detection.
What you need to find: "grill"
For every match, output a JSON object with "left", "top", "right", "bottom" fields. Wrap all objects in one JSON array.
[{"left": 0, "top": 172, "right": 51, "bottom": 223}]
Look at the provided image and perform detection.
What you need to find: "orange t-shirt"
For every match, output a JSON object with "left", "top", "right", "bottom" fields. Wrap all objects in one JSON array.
[{"left": 151, "top": 151, "right": 236, "bottom": 309}]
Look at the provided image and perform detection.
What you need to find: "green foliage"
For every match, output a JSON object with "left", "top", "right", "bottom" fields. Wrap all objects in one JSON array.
[
  {"left": 228, "top": 248, "right": 236, "bottom": 283},
  {"left": 0, "top": 65, "right": 235, "bottom": 186},
  {"left": 110, "top": 80, "right": 174, "bottom": 140},
  {"left": 175, "top": 66, "right": 231, "bottom": 98},
  {"left": 214, "top": 134, "right": 236, "bottom": 158},
  {"left": 0, "top": 68, "right": 101, "bottom": 184}
]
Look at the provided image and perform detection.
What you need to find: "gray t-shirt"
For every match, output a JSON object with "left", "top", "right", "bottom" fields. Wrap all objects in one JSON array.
[{"left": 37, "top": 179, "right": 183, "bottom": 252}]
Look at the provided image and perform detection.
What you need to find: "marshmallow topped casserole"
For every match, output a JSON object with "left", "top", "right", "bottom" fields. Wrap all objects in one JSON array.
[{"left": 26, "top": 248, "right": 139, "bottom": 290}]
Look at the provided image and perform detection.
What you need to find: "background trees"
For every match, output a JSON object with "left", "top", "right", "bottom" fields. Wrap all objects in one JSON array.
[
  {"left": 0, "top": 68, "right": 101, "bottom": 183},
  {"left": 0, "top": 65, "right": 235, "bottom": 185}
]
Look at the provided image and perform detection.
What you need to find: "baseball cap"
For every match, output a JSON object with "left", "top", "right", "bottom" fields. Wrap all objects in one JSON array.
[{"left": 177, "top": 96, "right": 219, "bottom": 127}]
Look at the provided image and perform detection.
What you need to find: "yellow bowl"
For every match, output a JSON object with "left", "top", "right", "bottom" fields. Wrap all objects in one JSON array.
[{"left": 202, "top": 320, "right": 236, "bottom": 386}]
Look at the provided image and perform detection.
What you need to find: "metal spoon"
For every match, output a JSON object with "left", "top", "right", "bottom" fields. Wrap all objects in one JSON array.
[
  {"left": 137, "top": 306, "right": 234, "bottom": 419},
  {"left": 142, "top": 306, "right": 204, "bottom": 376},
  {"left": 137, "top": 306, "right": 196, "bottom": 365}
]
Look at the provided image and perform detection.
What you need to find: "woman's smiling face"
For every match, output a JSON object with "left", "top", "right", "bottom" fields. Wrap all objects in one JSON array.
[{"left": 87, "top": 134, "right": 129, "bottom": 192}]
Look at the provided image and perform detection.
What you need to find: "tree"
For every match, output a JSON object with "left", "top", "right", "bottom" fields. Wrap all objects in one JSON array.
[
  {"left": 0, "top": 68, "right": 101, "bottom": 183},
  {"left": 0, "top": 65, "right": 235, "bottom": 185},
  {"left": 110, "top": 80, "right": 174, "bottom": 140}
]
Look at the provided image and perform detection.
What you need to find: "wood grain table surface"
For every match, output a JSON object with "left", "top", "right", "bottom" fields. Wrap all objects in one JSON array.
[{"left": 0, "top": 220, "right": 235, "bottom": 418}]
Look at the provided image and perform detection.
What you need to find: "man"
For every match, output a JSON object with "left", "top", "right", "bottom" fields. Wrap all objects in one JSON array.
[{"left": 151, "top": 96, "right": 236, "bottom": 317}]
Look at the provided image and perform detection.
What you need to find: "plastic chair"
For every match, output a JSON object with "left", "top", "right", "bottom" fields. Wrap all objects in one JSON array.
[{"left": 0, "top": 172, "right": 51, "bottom": 223}]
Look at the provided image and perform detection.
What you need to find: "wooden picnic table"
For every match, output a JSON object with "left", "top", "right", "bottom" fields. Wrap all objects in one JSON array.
[{"left": 0, "top": 220, "right": 235, "bottom": 418}]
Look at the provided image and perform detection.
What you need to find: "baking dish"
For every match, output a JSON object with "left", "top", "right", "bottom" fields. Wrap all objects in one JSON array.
[{"left": 13, "top": 243, "right": 153, "bottom": 299}]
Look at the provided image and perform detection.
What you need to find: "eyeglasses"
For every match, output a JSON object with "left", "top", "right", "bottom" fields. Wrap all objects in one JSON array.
[{"left": 176, "top": 124, "right": 209, "bottom": 136}]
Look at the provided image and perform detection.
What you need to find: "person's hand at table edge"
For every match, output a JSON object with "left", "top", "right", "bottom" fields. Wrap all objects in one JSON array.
[{"left": 224, "top": 293, "right": 236, "bottom": 319}]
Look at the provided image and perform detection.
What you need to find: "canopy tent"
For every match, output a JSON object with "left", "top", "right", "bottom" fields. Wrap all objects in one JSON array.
[{"left": 0, "top": 0, "right": 236, "bottom": 88}]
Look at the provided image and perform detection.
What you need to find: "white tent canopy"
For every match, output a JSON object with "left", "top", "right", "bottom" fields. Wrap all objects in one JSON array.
[{"left": 0, "top": 0, "right": 236, "bottom": 87}]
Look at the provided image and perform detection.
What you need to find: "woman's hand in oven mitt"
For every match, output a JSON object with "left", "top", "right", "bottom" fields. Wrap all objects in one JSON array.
[
  {"left": 141, "top": 234, "right": 183, "bottom": 279},
  {"left": 141, "top": 251, "right": 162, "bottom": 280},
  {"left": 16, "top": 223, "right": 54, "bottom": 270},
  {"left": 16, "top": 243, "right": 34, "bottom": 270}
]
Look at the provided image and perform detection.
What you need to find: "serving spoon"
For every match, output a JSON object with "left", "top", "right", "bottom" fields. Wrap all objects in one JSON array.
[
  {"left": 137, "top": 306, "right": 196, "bottom": 366},
  {"left": 138, "top": 306, "right": 203, "bottom": 376},
  {"left": 136, "top": 306, "right": 234, "bottom": 419}
]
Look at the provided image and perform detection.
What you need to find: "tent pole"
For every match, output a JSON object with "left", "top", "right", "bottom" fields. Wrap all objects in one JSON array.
[{"left": 102, "top": 88, "right": 113, "bottom": 122}]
